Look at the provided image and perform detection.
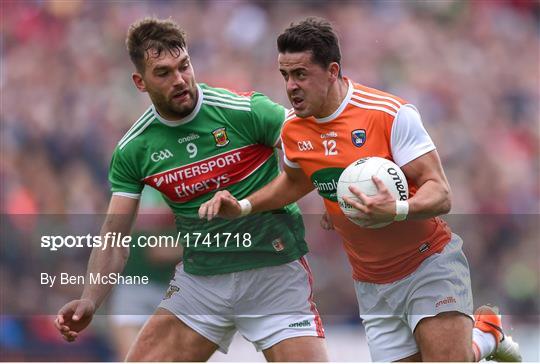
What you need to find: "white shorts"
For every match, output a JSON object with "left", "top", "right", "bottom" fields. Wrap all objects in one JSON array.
[
  {"left": 159, "top": 256, "right": 324, "bottom": 353},
  {"left": 109, "top": 282, "right": 168, "bottom": 326},
  {"left": 354, "top": 234, "right": 473, "bottom": 362}
]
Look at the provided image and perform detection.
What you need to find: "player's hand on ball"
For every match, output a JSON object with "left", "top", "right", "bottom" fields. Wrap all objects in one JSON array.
[
  {"left": 199, "top": 190, "right": 241, "bottom": 221},
  {"left": 54, "top": 299, "right": 95, "bottom": 342},
  {"left": 343, "top": 176, "right": 396, "bottom": 228}
]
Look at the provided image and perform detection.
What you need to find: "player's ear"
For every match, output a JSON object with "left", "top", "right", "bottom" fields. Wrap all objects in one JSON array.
[
  {"left": 132, "top": 72, "right": 147, "bottom": 93},
  {"left": 328, "top": 62, "right": 340, "bottom": 82}
]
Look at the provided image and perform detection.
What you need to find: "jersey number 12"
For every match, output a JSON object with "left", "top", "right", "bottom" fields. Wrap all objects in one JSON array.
[{"left": 323, "top": 140, "right": 337, "bottom": 156}]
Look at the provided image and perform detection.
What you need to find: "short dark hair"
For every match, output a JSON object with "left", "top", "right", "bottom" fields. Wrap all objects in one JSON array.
[
  {"left": 277, "top": 17, "right": 342, "bottom": 77},
  {"left": 126, "top": 17, "right": 187, "bottom": 73}
]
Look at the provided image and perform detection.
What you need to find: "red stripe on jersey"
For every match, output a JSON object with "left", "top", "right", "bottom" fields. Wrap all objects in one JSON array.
[
  {"left": 143, "top": 144, "right": 274, "bottom": 203},
  {"left": 299, "top": 257, "right": 325, "bottom": 337}
]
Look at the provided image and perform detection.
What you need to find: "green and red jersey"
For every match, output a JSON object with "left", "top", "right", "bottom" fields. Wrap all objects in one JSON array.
[{"left": 109, "top": 83, "right": 307, "bottom": 275}]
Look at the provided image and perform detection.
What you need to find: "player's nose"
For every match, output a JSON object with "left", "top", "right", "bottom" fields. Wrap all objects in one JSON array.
[
  {"left": 172, "top": 70, "right": 186, "bottom": 87},
  {"left": 286, "top": 78, "right": 299, "bottom": 93}
]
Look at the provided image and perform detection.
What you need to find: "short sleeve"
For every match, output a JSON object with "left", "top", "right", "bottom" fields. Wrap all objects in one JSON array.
[
  {"left": 390, "top": 104, "right": 436, "bottom": 167},
  {"left": 281, "top": 141, "right": 301, "bottom": 168},
  {"left": 108, "top": 147, "right": 144, "bottom": 198},
  {"left": 250, "top": 93, "right": 287, "bottom": 147}
]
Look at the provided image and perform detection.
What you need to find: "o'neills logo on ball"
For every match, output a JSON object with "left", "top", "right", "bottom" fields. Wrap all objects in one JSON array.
[{"left": 387, "top": 167, "right": 407, "bottom": 200}]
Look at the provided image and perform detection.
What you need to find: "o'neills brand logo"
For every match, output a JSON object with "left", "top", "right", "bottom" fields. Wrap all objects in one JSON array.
[
  {"left": 435, "top": 296, "right": 457, "bottom": 308},
  {"left": 387, "top": 167, "right": 407, "bottom": 201},
  {"left": 311, "top": 168, "right": 344, "bottom": 202},
  {"left": 320, "top": 131, "right": 338, "bottom": 139},
  {"left": 288, "top": 319, "right": 311, "bottom": 328},
  {"left": 177, "top": 133, "right": 200, "bottom": 144},
  {"left": 143, "top": 144, "right": 273, "bottom": 202}
]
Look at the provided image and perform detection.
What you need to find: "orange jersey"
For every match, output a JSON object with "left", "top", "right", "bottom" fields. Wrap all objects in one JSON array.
[{"left": 281, "top": 78, "right": 452, "bottom": 284}]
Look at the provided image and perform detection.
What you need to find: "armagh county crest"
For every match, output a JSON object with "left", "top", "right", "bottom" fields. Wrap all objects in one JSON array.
[
  {"left": 351, "top": 129, "right": 366, "bottom": 147},
  {"left": 212, "top": 127, "right": 230, "bottom": 147}
]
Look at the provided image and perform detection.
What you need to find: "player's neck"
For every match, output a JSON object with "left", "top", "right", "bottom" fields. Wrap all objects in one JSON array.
[
  {"left": 315, "top": 78, "right": 349, "bottom": 119},
  {"left": 153, "top": 88, "right": 199, "bottom": 122}
]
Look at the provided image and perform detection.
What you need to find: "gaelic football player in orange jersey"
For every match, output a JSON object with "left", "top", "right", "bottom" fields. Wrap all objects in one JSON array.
[{"left": 200, "top": 17, "right": 521, "bottom": 362}]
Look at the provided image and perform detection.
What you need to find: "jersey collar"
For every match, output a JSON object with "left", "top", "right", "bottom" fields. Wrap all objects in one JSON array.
[
  {"left": 314, "top": 78, "right": 353, "bottom": 123},
  {"left": 153, "top": 84, "right": 203, "bottom": 127}
]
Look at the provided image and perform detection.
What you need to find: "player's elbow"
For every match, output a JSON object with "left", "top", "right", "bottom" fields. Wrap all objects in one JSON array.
[
  {"left": 439, "top": 184, "right": 452, "bottom": 215},
  {"left": 440, "top": 198, "right": 451, "bottom": 215}
]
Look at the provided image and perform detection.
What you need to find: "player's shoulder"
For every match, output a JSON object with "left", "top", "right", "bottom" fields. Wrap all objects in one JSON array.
[
  {"left": 283, "top": 108, "right": 298, "bottom": 125},
  {"left": 199, "top": 83, "right": 254, "bottom": 113},
  {"left": 200, "top": 83, "right": 256, "bottom": 98},
  {"left": 349, "top": 81, "right": 408, "bottom": 118},
  {"left": 351, "top": 82, "right": 407, "bottom": 104},
  {"left": 116, "top": 105, "right": 156, "bottom": 153},
  {"left": 281, "top": 108, "right": 313, "bottom": 143},
  {"left": 282, "top": 107, "right": 319, "bottom": 129}
]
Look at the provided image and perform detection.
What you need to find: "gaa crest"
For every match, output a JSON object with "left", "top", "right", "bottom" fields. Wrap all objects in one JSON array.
[
  {"left": 212, "top": 127, "right": 230, "bottom": 147},
  {"left": 351, "top": 129, "right": 366, "bottom": 147}
]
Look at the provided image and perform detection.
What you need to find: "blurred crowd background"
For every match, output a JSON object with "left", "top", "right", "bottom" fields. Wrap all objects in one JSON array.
[{"left": 1, "top": 0, "right": 539, "bottom": 361}]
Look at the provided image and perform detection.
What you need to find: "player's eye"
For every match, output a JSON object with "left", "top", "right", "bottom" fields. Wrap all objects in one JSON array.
[
  {"left": 181, "top": 62, "right": 190, "bottom": 70},
  {"left": 156, "top": 71, "right": 168, "bottom": 77},
  {"left": 280, "top": 72, "right": 288, "bottom": 81}
]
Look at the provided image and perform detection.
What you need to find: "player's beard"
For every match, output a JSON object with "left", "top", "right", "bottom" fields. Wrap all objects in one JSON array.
[{"left": 152, "top": 87, "right": 197, "bottom": 120}]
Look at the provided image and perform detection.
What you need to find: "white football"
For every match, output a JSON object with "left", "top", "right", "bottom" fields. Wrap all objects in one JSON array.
[{"left": 337, "top": 157, "right": 408, "bottom": 228}]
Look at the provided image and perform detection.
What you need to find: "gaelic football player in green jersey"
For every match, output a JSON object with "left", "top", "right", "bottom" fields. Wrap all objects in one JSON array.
[{"left": 54, "top": 17, "right": 327, "bottom": 361}]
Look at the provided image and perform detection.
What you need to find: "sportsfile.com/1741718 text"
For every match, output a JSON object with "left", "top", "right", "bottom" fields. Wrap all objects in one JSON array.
[{"left": 40, "top": 232, "right": 253, "bottom": 251}]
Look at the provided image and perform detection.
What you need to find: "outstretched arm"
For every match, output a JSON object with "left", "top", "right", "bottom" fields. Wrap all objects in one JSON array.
[
  {"left": 54, "top": 195, "right": 139, "bottom": 342},
  {"left": 199, "top": 164, "right": 314, "bottom": 220},
  {"left": 81, "top": 196, "right": 139, "bottom": 306}
]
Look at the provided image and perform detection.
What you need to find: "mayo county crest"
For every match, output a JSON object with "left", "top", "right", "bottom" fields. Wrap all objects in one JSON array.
[{"left": 212, "top": 127, "right": 230, "bottom": 147}]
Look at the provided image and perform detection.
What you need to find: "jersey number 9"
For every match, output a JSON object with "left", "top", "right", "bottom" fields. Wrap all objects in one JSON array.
[{"left": 187, "top": 143, "right": 198, "bottom": 158}]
